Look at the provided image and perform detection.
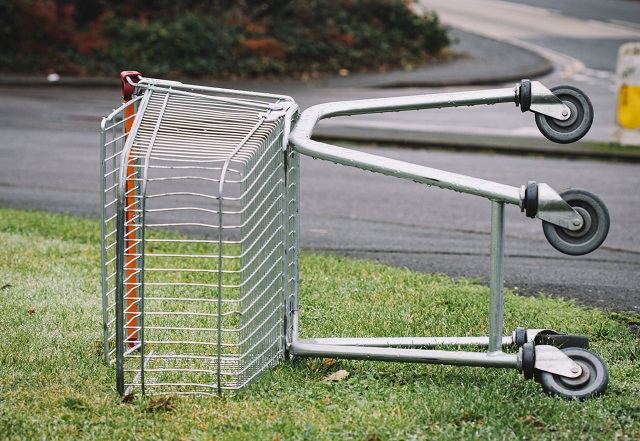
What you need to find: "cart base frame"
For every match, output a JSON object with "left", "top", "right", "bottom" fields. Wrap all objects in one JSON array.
[{"left": 287, "top": 201, "right": 582, "bottom": 380}]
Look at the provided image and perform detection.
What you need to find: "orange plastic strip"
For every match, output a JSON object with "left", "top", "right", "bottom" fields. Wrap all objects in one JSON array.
[
  {"left": 123, "top": 102, "right": 138, "bottom": 345},
  {"left": 120, "top": 71, "right": 141, "bottom": 346}
]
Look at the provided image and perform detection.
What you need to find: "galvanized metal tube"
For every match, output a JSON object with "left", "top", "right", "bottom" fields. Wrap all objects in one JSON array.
[
  {"left": 298, "top": 87, "right": 517, "bottom": 120},
  {"left": 489, "top": 201, "right": 506, "bottom": 353},
  {"left": 99, "top": 119, "right": 110, "bottom": 364},
  {"left": 135, "top": 77, "right": 296, "bottom": 108},
  {"left": 289, "top": 88, "right": 522, "bottom": 205},
  {"left": 290, "top": 342, "right": 519, "bottom": 369},
  {"left": 115, "top": 169, "right": 126, "bottom": 396},
  {"left": 283, "top": 105, "right": 300, "bottom": 352},
  {"left": 137, "top": 89, "right": 172, "bottom": 395},
  {"left": 296, "top": 336, "right": 513, "bottom": 348}
]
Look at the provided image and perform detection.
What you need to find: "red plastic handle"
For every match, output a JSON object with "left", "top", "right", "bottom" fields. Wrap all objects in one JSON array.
[{"left": 120, "top": 71, "right": 141, "bottom": 101}]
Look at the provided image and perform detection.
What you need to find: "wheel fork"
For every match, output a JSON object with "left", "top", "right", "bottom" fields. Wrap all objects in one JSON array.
[
  {"left": 521, "top": 182, "right": 584, "bottom": 231},
  {"left": 533, "top": 345, "right": 583, "bottom": 378},
  {"left": 518, "top": 79, "right": 572, "bottom": 121}
]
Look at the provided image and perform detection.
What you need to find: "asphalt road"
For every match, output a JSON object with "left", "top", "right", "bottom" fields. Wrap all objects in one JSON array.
[
  {"left": 0, "top": 85, "right": 639, "bottom": 315},
  {"left": 500, "top": 0, "right": 640, "bottom": 32},
  {"left": 420, "top": 0, "right": 640, "bottom": 143},
  {"left": 299, "top": 145, "right": 640, "bottom": 314},
  {"left": 1, "top": 0, "right": 640, "bottom": 316}
]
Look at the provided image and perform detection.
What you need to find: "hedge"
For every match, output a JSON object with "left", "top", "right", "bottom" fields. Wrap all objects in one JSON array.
[{"left": 0, "top": 0, "right": 450, "bottom": 79}]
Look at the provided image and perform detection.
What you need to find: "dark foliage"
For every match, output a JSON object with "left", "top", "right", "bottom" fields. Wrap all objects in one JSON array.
[{"left": 0, "top": 0, "right": 449, "bottom": 78}]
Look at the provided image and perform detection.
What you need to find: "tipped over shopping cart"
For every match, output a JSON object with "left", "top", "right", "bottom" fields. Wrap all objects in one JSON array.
[{"left": 101, "top": 72, "right": 609, "bottom": 400}]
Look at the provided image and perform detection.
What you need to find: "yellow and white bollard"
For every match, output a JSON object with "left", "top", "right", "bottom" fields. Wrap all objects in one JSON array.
[{"left": 613, "top": 42, "right": 640, "bottom": 145}]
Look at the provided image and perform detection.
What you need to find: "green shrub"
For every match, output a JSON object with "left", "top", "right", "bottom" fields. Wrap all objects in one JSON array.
[{"left": 0, "top": 0, "right": 449, "bottom": 79}]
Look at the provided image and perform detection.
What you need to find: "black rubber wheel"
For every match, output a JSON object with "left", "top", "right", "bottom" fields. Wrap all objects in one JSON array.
[
  {"left": 534, "top": 333, "right": 589, "bottom": 349},
  {"left": 538, "top": 348, "right": 608, "bottom": 400},
  {"left": 520, "top": 79, "right": 532, "bottom": 112},
  {"left": 542, "top": 188, "right": 609, "bottom": 256},
  {"left": 515, "top": 327, "right": 527, "bottom": 348},
  {"left": 525, "top": 181, "right": 538, "bottom": 218},
  {"left": 522, "top": 342, "right": 535, "bottom": 380},
  {"left": 535, "top": 85, "right": 593, "bottom": 144}
]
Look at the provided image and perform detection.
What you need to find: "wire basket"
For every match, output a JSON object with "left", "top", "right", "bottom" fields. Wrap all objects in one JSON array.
[{"left": 100, "top": 75, "right": 299, "bottom": 395}]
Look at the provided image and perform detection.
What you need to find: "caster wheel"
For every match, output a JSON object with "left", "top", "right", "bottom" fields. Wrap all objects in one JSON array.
[
  {"left": 534, "top": 333, "right": 589, "bottom": 349},
  {"left": 515, "top": 327, "right": 527, "bottom": 348},
  {"left": 535, "top": 85, "right": 593, "bottom": 144},
  {"left": 524, "top": 181, "right": 538, "bottom": 218},
  {"left": 520, "top": 79, "right": 532, "bottom": 112},
  {"left": 542, "top": 188, "right": 609, "bottom": 256},
  {"left": 538, "top": 348, "right": 608, "bottom": 400},
  {"left": 522, "top": 342, "right": 535, "bottom": 380}
]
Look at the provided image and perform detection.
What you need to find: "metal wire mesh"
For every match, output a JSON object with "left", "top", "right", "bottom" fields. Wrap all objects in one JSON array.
[{"left": 101, "top": 79, "right": 298, "bottom": 395}]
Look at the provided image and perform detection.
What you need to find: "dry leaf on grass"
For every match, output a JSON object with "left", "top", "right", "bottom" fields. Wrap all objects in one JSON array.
[
  {"left": 517, "top": 415, "right": 545, "bottom": 428},
  {"left": 322, "top": 358, "right": 337, "bottom": 367},
  {"left": 323, "top": 369, "right": 349, "bottom": 382},
  {"left": 147, "top": 394, "right": 177, "bottom": 412}
]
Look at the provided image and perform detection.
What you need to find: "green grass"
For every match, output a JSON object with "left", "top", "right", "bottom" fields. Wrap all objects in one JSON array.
[{"left": 1, "top": 207, "right": 639, "bottom": 440}]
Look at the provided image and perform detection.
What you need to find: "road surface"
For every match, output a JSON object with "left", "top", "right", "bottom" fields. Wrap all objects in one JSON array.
[
  {"left": 0, "top": 84, "right": 638, "bottom": 313},
  {"left": 1, "top": 0, "right": 639, "bottom": 314},
  {"left": 419, "top": 0, "right": 640, "bottom": 142}
]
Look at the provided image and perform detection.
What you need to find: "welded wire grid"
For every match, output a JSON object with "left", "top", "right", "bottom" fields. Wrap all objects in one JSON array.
[
  {"left": 100, "top": 79, "right": 298, "bottom": 395},
  {"left": 101, "top": 96, "right": 141, "bottom": 365},
  {"left": 284, "top": 146, "right": 300, "bottom": 349}
]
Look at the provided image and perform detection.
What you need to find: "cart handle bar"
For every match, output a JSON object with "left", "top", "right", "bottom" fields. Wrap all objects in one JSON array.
[{"left": 121, "top": 71, "right": 142, "bottom": 101}]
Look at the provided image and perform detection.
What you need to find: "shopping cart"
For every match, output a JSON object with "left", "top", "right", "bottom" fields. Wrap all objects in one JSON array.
[{"left": 100, "top": 71, "right": 610, "bottom": 400}]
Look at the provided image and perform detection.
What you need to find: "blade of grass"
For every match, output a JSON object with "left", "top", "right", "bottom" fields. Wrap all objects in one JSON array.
[{"left": 0, "top": 207, "right": 638, "bottom": 440}]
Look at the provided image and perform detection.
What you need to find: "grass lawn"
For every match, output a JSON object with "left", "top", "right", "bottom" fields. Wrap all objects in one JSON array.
[{"left": 0, "top": 207, "right": 638, "bottom": 440}]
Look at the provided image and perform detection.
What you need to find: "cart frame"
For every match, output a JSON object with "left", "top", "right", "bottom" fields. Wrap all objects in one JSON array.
[
  {"left": 101, "top": 73, "right": 609, "bottom": 400},
  {"left": 286, "top": 82, "right": 585, "bottom": 377}
]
